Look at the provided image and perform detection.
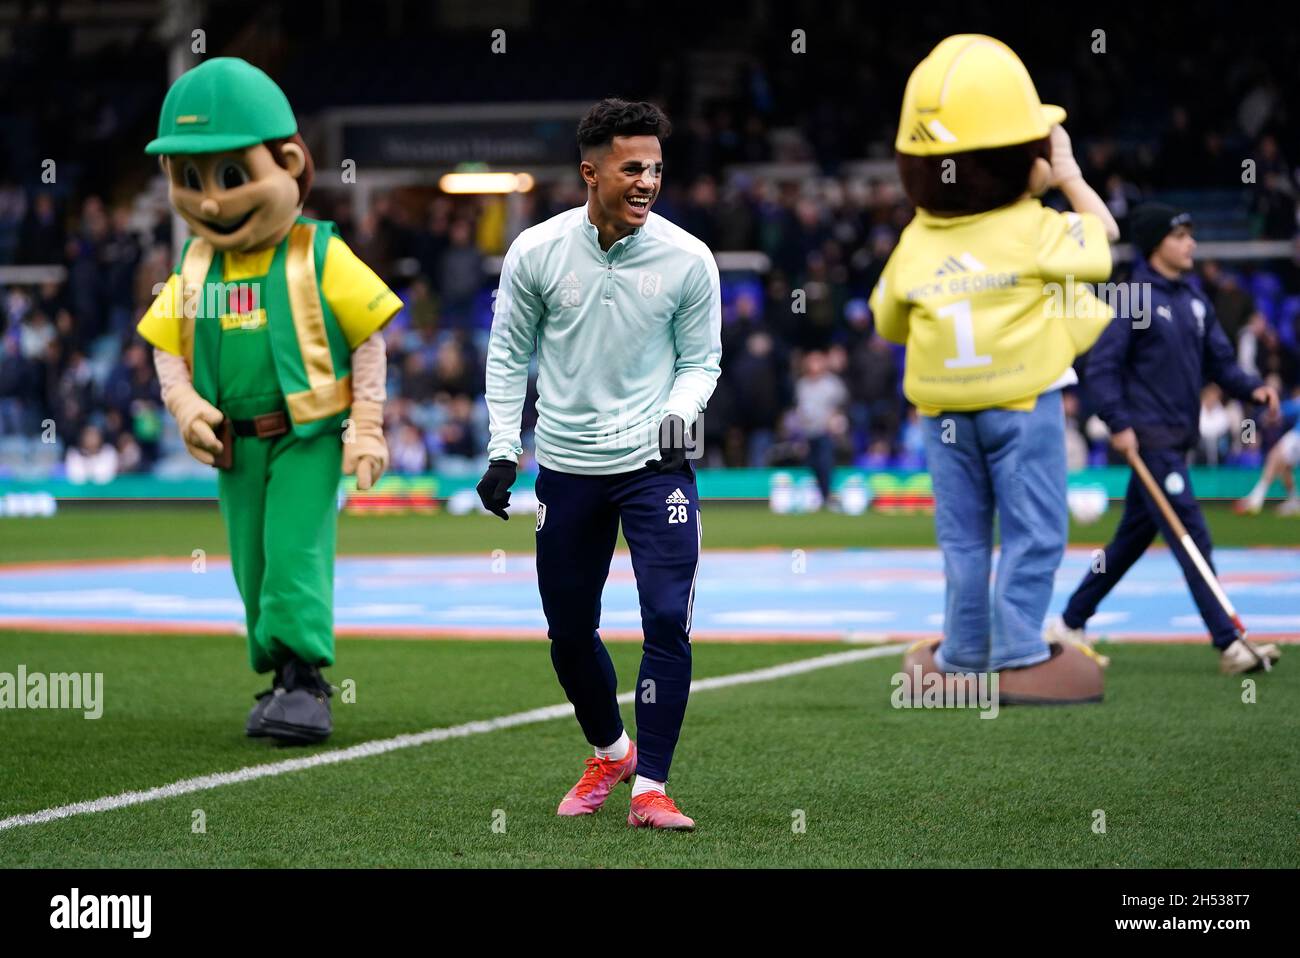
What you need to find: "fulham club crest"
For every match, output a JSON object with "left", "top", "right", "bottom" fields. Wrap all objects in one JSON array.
[{"left": 638, "top": 271, "right": 662, "bottom": 298}]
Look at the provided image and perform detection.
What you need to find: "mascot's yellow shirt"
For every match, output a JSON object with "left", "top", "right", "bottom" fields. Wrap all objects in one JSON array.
[
  {"left": 139, "top": 236, "right": 400, "bottom": 358},
  {"left": 869, "top": 197, "right": 1113, "bottom": 414}
]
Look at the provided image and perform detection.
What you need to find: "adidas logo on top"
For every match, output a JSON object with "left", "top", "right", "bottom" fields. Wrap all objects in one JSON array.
[
  {"left": 665, "top": 488, "right": 690, "bottom": 505},
  {"left": 558, "top": 270, "right": 582, "bottom": 308},
  {"left": 1064, "top": 212, "right": 1086, "bottom": 248},
  {"left": 935, "top": 252, "right": 987, "bottom": 277}
]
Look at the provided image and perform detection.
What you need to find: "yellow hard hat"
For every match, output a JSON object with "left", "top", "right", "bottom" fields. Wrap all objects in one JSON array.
[{"left": 895, "top": 35, "right": 1066, "bottom": 155}]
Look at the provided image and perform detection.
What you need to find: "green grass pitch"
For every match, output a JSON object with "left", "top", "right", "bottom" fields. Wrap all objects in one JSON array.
[{"left": 0, "top": 503, "right": 1295, "bottom": 868}]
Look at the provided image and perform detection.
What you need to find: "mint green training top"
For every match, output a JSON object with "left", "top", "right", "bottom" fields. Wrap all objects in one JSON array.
[{"left": 485, "top": 206, "right": 723, "bottom": 474}]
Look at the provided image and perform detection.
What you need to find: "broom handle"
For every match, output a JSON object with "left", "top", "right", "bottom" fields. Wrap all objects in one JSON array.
[
  {"left": 1126, "top": 449, "right": 1192, "bottom": 540},
  {"left": 1125, "top": 448, "right": 1250, "bottom": 640}
]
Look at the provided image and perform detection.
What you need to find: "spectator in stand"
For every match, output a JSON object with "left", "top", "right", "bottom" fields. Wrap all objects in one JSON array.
[
  {"left": 431, "top": 336, "right": 481, "bottom": 397},
  {"left": 1196, "top": 383, "right": 1237, "bottom": 465},
  {"left": 1237, "top": 312, "right": 1272, "bottom": 379},
  {"left": 414, "top": 197, "right": 454, "bottom": 284},
  {"left": 389, "top": 421, "right": 430, "bottom": 474},
  {"left": 116, "top": 432, "right": 143, "bottom": 474},
  {"left": 65, "top": 424, "right": 118, "bottom": 484},
  {"left": 437, "top": 219, "right": 484, "bottom": 330},
  {"left": 433, "top": 394, "right": 478, "bottom": 462},
  {"left": 396, "top": 276, "right": 438, "bottom": 339},
  {"left": 1062, "top": 391, "right": 1089, "bottom": 471},
  {"left": 728, "top": 329, "right": 787, "bottom": 466},
  {"left": 680, "top": 175, "right": 720, "bottom": 250},
  {"left": 1200, "top": 261, "right": 1256, "bottom": 344},
  {"left": 54, "top": 348, "right": 93, "bottom": 437},
  {"left": 0, "top": 336, "right": 37, "bottom": 433},
  {"left": 101, "top": 206, "right": 142, "bottom": 337},
  {"left": 794, "top": 349, "right": 847, "bottom": 507},
  {"left": 844, "top": 300, "right": 899, "bottom": 453},
  {"left": 401, "top": 351, "right": 439, "bottom": 404},
  {"left": 101, "top": 341, "right": 159, "bottom": 420},
  {"left": 17, "top": 192, "right": 64, "bottom": 264}
]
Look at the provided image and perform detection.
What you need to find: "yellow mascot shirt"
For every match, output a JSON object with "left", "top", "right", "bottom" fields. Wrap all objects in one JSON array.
[
  {"left": 138, "top": 235, "right": 401, "bottom": 356},
  {"left": 869, "top": 197, "right": 1113, "bottom": 414}
]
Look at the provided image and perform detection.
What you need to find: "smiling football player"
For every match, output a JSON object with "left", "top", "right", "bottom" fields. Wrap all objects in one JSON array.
[{"left": 478, "top": 98, "right": 722, "bottom": 830}]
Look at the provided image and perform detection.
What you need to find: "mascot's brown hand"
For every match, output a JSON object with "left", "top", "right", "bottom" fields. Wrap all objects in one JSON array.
[
  {"left": 164, "top": 383, "right": 225, "bottom": 466},
  {"left": 344, "top": 399, "right": 388, "bottom": 491}
]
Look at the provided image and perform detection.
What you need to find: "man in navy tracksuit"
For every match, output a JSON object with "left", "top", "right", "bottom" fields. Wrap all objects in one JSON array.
[{"left": 1046, "top": 204, "right": 1281, "bottom": 674}]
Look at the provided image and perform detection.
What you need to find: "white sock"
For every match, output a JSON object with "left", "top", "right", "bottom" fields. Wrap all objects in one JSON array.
[
  {"left": 1246, "top": 479, "right": 1268, "bottom": 503},
  {"left": 632, "top": 775, "right": 666, "bottom": 798},
  {"left": 1285, "top": 492, "right": 1300, "bottom": 504},
  {"left": 594, "top": 730, "right": 629, "bottom": 761}
]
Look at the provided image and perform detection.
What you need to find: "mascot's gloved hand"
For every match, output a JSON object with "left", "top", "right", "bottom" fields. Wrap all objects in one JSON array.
[
  {"left": 163, "top": 381, "right": 226, "bottom": 466},
  {"left": 155, "top": 348, "right": 225, "bottom": 466},
  {"left": 645, "top": 414, "right": 688, "bottom": 473},
  {"left": 476, "top": 459, "right": 517, "bottom": 520},
  {"left": 344, "top": 400, "right": 388, "bottom": 491},
  {"left": 1046, "top": 124, "right": 1083, "bottom": 187}
]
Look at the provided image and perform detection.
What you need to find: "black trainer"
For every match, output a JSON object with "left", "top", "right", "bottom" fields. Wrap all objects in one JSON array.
[{"left": 259, "top": 658, "right": 334, "bottom": 745}]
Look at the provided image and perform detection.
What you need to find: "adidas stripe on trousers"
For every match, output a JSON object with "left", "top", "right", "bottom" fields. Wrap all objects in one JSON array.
[{"left": 534, "top": 462, "right": 701, "bottom": 783}]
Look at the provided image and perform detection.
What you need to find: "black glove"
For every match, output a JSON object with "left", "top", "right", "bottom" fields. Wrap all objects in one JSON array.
[
  {"left": 476, "top": 459, "right": 517, "bottom": 520},
  {"left": 645, "top": 414, "right": 688, "bottom": 473}
]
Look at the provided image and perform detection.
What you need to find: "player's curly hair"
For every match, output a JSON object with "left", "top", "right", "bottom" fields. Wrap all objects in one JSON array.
[
  {"left": 577, "top": 98, "right": 672, "bottom": 154},
  {"left": 897, "top": 136, "right": 1050, "bottom": 216}
]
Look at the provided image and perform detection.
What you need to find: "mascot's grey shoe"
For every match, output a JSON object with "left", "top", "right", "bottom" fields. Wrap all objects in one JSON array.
[
  {"left": 259, "top": 659, "right": 334, "bottom": 744},
  {"left": 245, "top": 686, "right": 277, "bottom": 738},
  {"left": 1219, "top": 638, "right": 1280, "bottom": 675}
]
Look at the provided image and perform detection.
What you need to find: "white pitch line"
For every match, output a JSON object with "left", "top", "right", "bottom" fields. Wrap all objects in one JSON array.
[{"left": 0, "top": 644, "right": 905, "bottom": 832}]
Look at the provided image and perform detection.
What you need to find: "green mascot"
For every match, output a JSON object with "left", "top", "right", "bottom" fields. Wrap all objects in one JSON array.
[{"left": 137, "top": 58, "right": 402, "bottom": 743}]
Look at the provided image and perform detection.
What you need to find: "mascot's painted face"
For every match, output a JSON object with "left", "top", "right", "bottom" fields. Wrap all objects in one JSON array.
[{"left": 163, "top": 142, "right": 304, "bottom": 253}]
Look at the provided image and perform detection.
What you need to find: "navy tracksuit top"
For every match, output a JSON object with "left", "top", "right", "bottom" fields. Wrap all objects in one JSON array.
[{"left": 1085, "top": 259, "right": 1262, "bottom": 450}]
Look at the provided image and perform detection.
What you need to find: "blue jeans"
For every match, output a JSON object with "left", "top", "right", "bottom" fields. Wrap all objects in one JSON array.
[{"left": 922, "top": 391, "right": 1067, "bottom": 672}]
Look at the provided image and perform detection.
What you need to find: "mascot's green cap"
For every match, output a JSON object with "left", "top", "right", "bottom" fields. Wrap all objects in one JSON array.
[{"left": 146, "top": 57, "right": 297, "bottom": 155}]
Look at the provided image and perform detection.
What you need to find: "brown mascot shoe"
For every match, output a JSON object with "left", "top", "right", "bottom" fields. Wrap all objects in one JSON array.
[
  {"left": 898, "top": 638, "right": 984, "bottom": 704},
  {"left": 899, "top": 638, "right": 1105, "bottom": 706},
  {"left": 997, "top": 640, "right": 1105, "bottom": 705}
]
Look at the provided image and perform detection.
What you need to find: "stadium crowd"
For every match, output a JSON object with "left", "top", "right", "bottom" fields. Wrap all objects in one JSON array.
[
  {"left": 3, "top": 3, "right": 1300, "bottom": 483},
  {"left": 4, "top": 162, "right": 1298, "bottom": 483}
]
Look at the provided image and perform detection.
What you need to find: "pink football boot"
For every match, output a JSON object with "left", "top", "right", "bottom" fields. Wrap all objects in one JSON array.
[
  {"left": 556, "top": 741, "right": 637, "bottom": 816},
  {"left": 627, "top": 791, "right": 695, "bottom": 831}
]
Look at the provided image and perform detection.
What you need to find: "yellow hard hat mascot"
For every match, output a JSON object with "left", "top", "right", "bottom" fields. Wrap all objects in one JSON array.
[{"left": 873, "top": 36, "right": 1117, "bottom": 703}]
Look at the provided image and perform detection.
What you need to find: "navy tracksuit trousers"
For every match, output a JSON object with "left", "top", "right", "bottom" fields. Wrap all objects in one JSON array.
[
  {"left": 534, "top": 462, "right": 701, "bottom": 782},
  {"left": 1062, "top": 447, "right": 1236, "bottom": 647}
]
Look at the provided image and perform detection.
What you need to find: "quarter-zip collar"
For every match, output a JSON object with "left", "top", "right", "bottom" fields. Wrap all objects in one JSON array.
[{"left": 583, "top": 209, "right": 643, "bottom": 261}]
